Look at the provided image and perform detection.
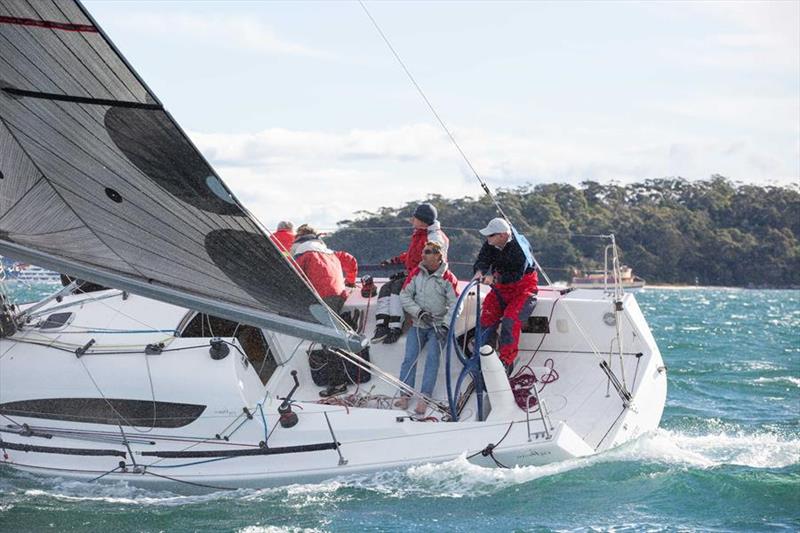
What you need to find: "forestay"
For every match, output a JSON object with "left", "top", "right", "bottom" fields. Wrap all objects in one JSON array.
[{"left": 0, "top": 0, "right": 362, "bottom": 350}]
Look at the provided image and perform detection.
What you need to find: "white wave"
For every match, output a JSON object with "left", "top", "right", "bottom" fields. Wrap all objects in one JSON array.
[
  {"left": 24, "top": 479, "right": 244, "bottom": 506},
  {"left": 754, "top": 376, "right": 800, "bottom": 387},
  {"left": 403, "top": 453, "right": 598, "bottom": 497},
  {"left": 238, "top": 525, "right": 323, "bottom": 533},
  {"left": 615, "top": 428, "right": 800, "bottom": 469}
]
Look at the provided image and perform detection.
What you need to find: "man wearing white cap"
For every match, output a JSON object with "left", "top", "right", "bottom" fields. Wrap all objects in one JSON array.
[{"left": 472, "top": 217, "right": 538, "bottom": 371}]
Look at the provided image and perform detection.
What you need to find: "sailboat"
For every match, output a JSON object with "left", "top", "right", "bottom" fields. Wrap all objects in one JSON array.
[{"left": 0, "top": 0, "right": 667, "bottom": 490}]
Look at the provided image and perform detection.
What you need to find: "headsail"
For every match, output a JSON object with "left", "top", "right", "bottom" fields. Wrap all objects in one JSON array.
[{"left": 0, "top": 0, "right": 363, "bottom": 350}]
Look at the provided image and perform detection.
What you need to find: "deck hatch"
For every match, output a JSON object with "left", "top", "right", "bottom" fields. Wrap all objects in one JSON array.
[{"left": 523, "top": 316, "right": 550, "bottom": 334}]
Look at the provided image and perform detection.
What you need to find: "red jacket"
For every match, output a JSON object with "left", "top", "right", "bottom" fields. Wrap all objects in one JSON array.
[
  {"left": 293, "top": 237, "right": 357, "bottom": 299},
  {"left": 390, "top": 220, "right": 449, "bottom": 272},
  {"left": 270, "top": 229, "right": 295, "bottom": 254},
  {"left": 334, "top": 250, "right": 358, "bottom": 286}
]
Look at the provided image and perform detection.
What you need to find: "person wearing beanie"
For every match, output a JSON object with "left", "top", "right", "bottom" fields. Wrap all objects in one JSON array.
[
  {"left": 371, "top": 203, "right": 449, "bottom": 344},
  {"left": 472, "top": 217, "right": 538, "bottom": 372},
  {"left": 270, "top": 220, "right": 295, "bottom": 257}
]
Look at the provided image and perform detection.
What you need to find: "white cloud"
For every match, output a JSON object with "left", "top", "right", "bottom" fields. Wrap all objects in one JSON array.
[
  {"left": 659, "top": 1, "right": 800, "bottom": 70},
  {"left": 647, "top": 95, "right": 800, "bottom": 134},
  {"left": 188, "top": 122, "right": 799, "bottom": 229},
  {"left": 110, "top": 12, "right": 331, "bottom": 58}
]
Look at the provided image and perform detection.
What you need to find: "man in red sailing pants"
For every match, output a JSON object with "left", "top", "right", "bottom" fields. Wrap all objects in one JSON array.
[{"left": 472, "top": 217, "right": 538, "bottom": 371}]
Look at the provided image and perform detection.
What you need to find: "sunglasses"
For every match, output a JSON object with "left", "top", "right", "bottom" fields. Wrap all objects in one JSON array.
[{"left": 423, "top": 249, "right": 440, "bottom": 255}]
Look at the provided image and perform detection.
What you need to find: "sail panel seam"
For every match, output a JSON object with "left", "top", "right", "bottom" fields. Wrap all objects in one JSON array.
[
  {"left": 0, "top": 175, "right": 45, "bottom": 225},
  {"left": 7, "top": 121, "right": 228, "bottom": 268},
  {"left": 6, "top": 120, "right": 305, "bottom": 310},
  {"left": 0, "top": 113, "right": 150, "bottom": 281},
  {"left": 48, "top": 0, "right": 141, "bottom": 102},
  {"left": 26, "top": 1, "right": 120, "bottom": 102},
  {"left": 15, "top": 98, "right": 221, "bottom": 239},
  {"left": 9, "top": 5, "right": 106, "bottom": 102}
]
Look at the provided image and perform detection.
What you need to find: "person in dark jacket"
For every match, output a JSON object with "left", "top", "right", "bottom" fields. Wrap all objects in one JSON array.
[
  {"left": 472, "top": 217, "right": 538, "bottom": 370},
  {"left": 371, "top": 203, "right": 449, "bottom": 345}
]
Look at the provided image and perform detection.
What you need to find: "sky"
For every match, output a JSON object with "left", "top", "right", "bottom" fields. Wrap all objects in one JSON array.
[{"left": 84, "top": 1, "right": 800, "bottom": 229}]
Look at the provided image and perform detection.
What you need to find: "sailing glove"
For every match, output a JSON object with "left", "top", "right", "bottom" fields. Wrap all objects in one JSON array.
[{"left": 418, "top": 311, "right": 434, "bottom": 327}]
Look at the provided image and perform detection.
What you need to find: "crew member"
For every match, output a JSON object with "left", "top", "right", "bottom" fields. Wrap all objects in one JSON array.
[
  {"left": 472, "top": 217, "right": 537, "bottom": 371},
  {"left": 396, "top": 241, "right": 459, "bottom": 415},
  {"left": 270, "top": 221, "right": 295, "bottom": 256},
  {"left": 292, "top": 225, "right": 357, "bottom": 312},
  {"left": 292, "top": 225, "right": 359, "bottom": 398},
  {"left": 371, "top": 203, "right": 448, "bottom": 344}
]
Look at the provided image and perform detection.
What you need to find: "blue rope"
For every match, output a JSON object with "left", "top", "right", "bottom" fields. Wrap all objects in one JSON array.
[
  {"left": 445, "top": 280, "right": 486, "bottom": 421},
  {"left": 257, "top": 403, "right": 269, "bottom": 444}
]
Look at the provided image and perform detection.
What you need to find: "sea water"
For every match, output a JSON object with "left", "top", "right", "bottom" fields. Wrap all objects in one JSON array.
[{"left": 0, "top": 286, "right": 797, "bottom": 532}]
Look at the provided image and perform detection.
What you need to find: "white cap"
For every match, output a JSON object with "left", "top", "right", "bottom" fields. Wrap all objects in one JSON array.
[{"left": 479, "top": 217, "right": 511, "bottom": 236}]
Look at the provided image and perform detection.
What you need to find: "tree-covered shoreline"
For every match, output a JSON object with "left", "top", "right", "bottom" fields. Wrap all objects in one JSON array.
[{"left": 327, "top": 176, "right": 800, "bottom": 288}]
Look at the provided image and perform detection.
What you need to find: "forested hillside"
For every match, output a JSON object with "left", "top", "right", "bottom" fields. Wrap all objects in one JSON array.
[{"left": 326, "top": 176, "right": 800, "bottom": 288}]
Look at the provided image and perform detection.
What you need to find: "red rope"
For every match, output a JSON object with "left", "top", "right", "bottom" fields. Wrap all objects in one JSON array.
[{"left": 509, "top": 358, "right": 559, "bottom": 410}]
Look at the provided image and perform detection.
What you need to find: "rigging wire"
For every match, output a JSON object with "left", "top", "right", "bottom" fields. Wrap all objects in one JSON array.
[{"left": 358, "top": 0, "right": 508, "bottom": 222}]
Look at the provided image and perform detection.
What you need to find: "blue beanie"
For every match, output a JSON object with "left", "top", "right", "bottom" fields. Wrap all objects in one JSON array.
[{"left": 413, "top": 203, "right": 437, "bottom": 225}]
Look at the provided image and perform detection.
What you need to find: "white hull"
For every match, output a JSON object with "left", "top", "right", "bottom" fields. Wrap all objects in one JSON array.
[{"left": 0, "top": 282, "right": 666, "bottom": 490}]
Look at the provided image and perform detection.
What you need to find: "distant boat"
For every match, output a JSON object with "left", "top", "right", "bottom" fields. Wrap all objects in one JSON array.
[{"left": 570, "top": 265, "right": 646, "bottom": 291}]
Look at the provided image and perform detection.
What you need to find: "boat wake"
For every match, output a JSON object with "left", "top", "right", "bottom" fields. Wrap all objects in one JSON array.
[{"left": 3, "top": 426, "right": 796, "bottom": 507}]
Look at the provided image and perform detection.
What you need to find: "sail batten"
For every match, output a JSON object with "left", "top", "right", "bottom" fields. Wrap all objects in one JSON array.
[
  {"left": 0, "top": 0, "right": 362, "bottom": 350},
  {"left": 2, "top": 88, "right": 162, "bottom": 110},
  {"left": 0, "top": 15, "right": 97, "bottom": 34}
]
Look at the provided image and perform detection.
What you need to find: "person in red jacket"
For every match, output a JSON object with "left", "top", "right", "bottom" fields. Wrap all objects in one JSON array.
[
  {"left": 292, "top": 225, "right": 357, "bottom": 312},
  {"left": 472, "top": 217, "right": 538, "bottom": 372},
  {"left": 292, "top": 225, "right": 359, "bottom": 398},
  {"left": 371, "top": 203, "right": 449, "bottom": 344},
  {"left": 270, "top": 221, "right": 295, "bottom": 257}
]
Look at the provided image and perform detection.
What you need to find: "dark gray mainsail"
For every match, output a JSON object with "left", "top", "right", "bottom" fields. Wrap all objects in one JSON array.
[{"left": 0, "top": 0, "right": 363, "bottom": 350}]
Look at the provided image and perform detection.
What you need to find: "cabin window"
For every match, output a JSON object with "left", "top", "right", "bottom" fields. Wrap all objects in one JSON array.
[
  {"left": 39, "top": 312, "right": 73, "bottom": 329},
  {"left": 179, "top": 313, "right": 278, "bottom": 386},
  {"left": 0, "top": 398, "right": 205, "bottom": 428}
]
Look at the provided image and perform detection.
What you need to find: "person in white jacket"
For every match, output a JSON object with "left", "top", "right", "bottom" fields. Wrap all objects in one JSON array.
[{"left": 395, "top": 241, "right": 459, "bottom": 415}]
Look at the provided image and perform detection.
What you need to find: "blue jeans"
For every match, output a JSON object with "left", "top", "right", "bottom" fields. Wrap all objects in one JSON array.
[{"left": 399, "top": 326, "right": 443, "bottom": 397}]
